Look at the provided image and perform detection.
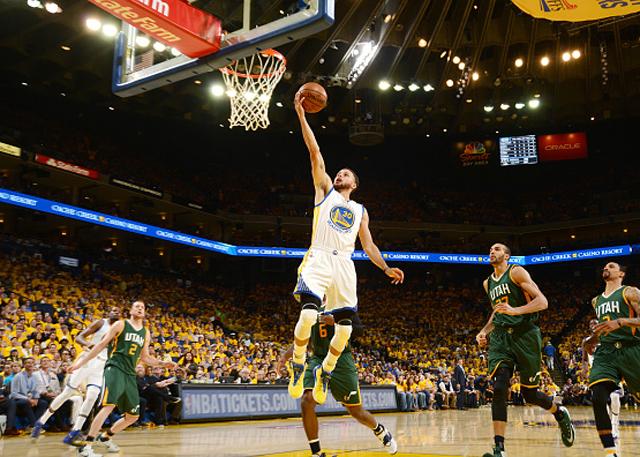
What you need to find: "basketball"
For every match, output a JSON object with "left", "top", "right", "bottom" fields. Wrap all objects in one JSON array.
[{"left": 297, "top": 82, "right": 327, "bottom": 113}]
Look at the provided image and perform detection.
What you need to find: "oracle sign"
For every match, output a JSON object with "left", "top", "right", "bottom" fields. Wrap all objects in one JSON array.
[
  {"left": 537, "top": 132, "right": 588, "bottom": 162},
  {"left": 88, "top": 0, "right": 221, "bottom": 58}
]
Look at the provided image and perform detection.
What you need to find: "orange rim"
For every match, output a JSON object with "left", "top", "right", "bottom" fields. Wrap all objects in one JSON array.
[{"left": 219, "top": 49, "right": 287, "bottom": 79}]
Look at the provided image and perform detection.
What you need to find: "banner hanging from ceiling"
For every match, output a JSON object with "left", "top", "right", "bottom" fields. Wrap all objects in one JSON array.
[{"left": 511, "top": 0, "right": 640, "bottom": 22}]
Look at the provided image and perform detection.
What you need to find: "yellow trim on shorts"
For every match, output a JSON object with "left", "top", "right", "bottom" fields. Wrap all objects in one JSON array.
[
  {"left": 588, "top": 378, "right": 619, "bottom": 388},
  {"left": 489, "top": 361, "right": 504, "bottom": 379},
  {"left": 519, "top": 383, "right": 539, "bottom": 388}
]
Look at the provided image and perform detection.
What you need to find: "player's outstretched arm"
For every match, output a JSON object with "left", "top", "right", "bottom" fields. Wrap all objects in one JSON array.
[
  {"left": 276, "top": 345, "right": 294, "bottom": 375},
  {"left": 476, "top": 281, "right": 495, "bottom": 347},
  {"left": 75, "top": 319, "right": 106, "bottom": 349},
  {"left": 494, "top": 266, "right": 548, "bottom": 316},
  {"left": 68, "top": 320, "right": 124, "bottom": 373},
  {"left": 358, "top": 209, "right": 404, "bottom": 285},
  {"left": 140, "top": 331, "right": 178, "bottom": 369},
  {"left": 294, "top": 92, "right": 332, "bottom": 202}
]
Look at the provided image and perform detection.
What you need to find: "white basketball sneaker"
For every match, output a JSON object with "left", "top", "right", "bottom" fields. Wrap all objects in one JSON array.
[{"left": 95, "top": 433, "right": 120, "bottom": 453}]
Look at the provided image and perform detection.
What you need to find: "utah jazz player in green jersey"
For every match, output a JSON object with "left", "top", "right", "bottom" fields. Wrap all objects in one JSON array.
[
  {"left": 278, "top": 310, "right": 397, "bottom": 457},
  {"left": 588, "top": 262, "right": 640, "bottom": 457},
  {"left": 476, "top": 243, "right": 575, "bottom": 457},
  {"left": 68, "top": 301, "right": 177, "bottom": 457}
]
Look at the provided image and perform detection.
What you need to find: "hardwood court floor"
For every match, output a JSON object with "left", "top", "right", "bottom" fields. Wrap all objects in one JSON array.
[{"left": 4, "top": 406, "right": 640, "bottom": 457}]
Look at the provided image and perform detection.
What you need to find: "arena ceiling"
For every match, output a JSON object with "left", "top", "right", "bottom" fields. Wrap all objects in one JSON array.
[{"left": 2, "top": 0, "right": 640, "bottom": 137}]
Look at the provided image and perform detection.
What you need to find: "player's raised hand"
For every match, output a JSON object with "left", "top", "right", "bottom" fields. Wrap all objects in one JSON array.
[
  {"left": 385, "top": 267, "right": 404, "bottom": 285},
  {"left": 494, "top": 303, "right": 520, "bottom": 315},
  {"left": 475, "top": 331, "right": 488, "bottom": 347},
  {"left": 67, "top": 362, "right": 80, "bottom": 374},
  {"left": 294, "top": 91, "right": 306, "bottom": 118}
]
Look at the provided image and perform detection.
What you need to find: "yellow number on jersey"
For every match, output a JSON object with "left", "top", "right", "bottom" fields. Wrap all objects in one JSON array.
[
  {"left": 319, "top": 324, "right": 327, "bottom": 338},
  {"left": 128, "top": 343, "right": 138, "bottom": 356}
]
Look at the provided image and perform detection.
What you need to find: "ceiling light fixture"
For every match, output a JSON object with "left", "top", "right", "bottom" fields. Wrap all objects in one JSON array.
[
  {"left": 540, "top": 56, "right": 550, "bottom": 66},
  {"left": 378, "top": 80, "right": 391, "bottom": 91},
  {"left": 210, "top": 84, "right": 225, "bottom": 97},
  {"left": 445, "top": 79, "right": 454, "bottom": 87},
  {"left": 153, "top": 41, "right": 166, "bottom": 52},
  {"left": 528, "top": 99, "right": 540, "bottom": 109},
  {"left": 571, "top": 49, "right": 581, "bottom": 59},
  {"left": 86, "top": 18, "right": 101, "bottom": 31},
  {"left": 483, "top": 105, "right": 494, "bottom": 112},
  {"left": 515, "top": 58, "right": 524, "bottom": 68},
  {"left": 408, "top": 83, "right": 419, "bottom": 92},
  {"left": 418, "top": 38, "right": 427, "bottom": 48},
  {"left": 393, "top": 84, "right": 404, "bottom": 91},
  {"left": 562, "top": 51, "right": 571, "bottom": 62},
  {"left": 471, "top": 71, "right": 479, "bottom": 81},
  {"left": 135, "top": 36, "right": 150, "bottom": 48},
  {"left": 102, "top": 24, "right": 118, "bottom": 38}
]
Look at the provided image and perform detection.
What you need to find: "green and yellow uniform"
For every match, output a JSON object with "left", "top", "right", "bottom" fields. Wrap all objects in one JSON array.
[
  {"left": 303, "top": 320, "right": 360, "bottom": 406},
  {"left": 102, "top": 320, "right": 147, "bottom": 415},
  {"left": 589, "top": 286, "right": 640, "bottom": 397},
  {"left": 487, "top": 265, "right": 543, "bottom": 387}
]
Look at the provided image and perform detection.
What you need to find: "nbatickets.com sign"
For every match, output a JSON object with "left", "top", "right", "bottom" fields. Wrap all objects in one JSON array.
[{"left": 180, "top": 386, "right": 398, "bottom": 421}]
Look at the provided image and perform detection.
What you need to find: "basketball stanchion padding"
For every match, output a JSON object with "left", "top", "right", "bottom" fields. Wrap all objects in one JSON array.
[{"left": 220, "top": 49, "right": 287, "bottom": 131}]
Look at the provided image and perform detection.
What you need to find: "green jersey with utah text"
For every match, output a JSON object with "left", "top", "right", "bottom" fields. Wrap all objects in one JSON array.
[
  {"left": 593, "top": 286, "right": 640, "bottom": 345},
  {"left": 487, "top": 264, "right": 538, "bottom": 327},
  {"left": 106, "top": 319, "right": 147, "bottom": 376}
]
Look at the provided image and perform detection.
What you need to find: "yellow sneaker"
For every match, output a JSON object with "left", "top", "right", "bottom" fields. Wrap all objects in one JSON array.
[
  {"left": 312, "top": 365, "right": 331, "bottom": 404},
  {"left": 287, "top": 360, "right": 306, "bottom": 399}
]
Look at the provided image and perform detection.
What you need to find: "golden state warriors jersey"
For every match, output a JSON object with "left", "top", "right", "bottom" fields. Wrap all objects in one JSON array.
[{"left": 310, "top": 189, "right": 364, "bottom": 254}]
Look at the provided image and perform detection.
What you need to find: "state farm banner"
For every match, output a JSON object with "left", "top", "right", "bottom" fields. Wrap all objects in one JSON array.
[
  {"left": 512, "top": 0, "right": 640, "bottom": 22},
  {"left": 88, "top": 0, "right": 222, "bottom": 58},
  {"left": 35, "top": 154, "right": 100, "bottom": 179},
  {"left": 537, "top": 132, "right": 588, "bottom": 162}
]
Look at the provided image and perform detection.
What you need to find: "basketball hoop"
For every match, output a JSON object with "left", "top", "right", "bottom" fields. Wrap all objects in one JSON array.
[{"left": 220, "top": 49, "right": 287, "bottom": 131}]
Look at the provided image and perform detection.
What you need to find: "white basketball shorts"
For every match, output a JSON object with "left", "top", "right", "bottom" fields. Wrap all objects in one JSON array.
[
  {"left": 293, "top": 247, "right": 357, "bottom": 311},
  {"left": 68, "top": 357, "right": 106, "bottom": 390}
]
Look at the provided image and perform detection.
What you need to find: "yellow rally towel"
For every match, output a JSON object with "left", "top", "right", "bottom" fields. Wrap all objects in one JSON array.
[{"left": 512, "top": 0, "right": 640, "bottom": 22}]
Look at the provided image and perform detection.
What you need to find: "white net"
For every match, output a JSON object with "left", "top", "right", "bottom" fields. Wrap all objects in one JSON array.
[{"left": 220, "top": 49, "right": 287, "bottom": 131}]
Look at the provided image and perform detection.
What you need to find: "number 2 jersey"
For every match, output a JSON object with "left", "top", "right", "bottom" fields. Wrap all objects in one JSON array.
[{"left": 106, "top": 319, "right": 147, "bottom": 376}]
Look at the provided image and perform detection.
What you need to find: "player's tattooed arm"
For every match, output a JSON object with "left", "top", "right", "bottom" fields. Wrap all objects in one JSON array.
[
  {"left": 294, "top": 91, "right": 332, "bottom": 201},
  {"left": 621, "top": 286, "right": 640, "bottom": 328},
  {"left": 358, "top": 209, "right": 404, "bottom": 285}
]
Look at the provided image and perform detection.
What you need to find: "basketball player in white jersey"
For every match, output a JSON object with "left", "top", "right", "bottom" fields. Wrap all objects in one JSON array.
[
  {"left": 582, "top": 319, "right": 623, "bottom": 440},
  {"left": 288, "top": 92, "right": 404, "bottom": 404},
  {"left": 31, "top": 307, "right": 121, "bottom": 445}
]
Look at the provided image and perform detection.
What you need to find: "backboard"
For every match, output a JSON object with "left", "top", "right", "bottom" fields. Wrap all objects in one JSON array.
[{"left": 111, "top": 0, "right": 334, "bottom": 97}]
